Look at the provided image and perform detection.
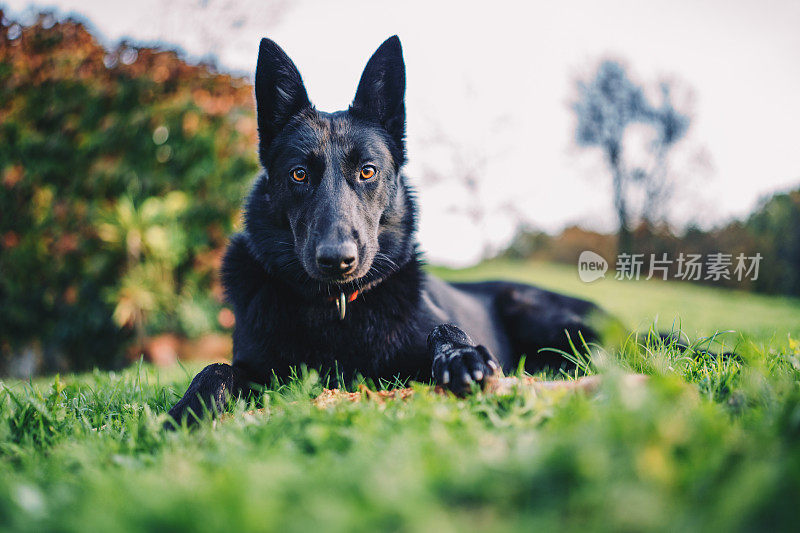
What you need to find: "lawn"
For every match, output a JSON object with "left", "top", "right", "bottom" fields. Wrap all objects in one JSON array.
[
  {"left": 1, "top": 260, "right": 799, "bottom": 532},
  {"left": 431, "top": 259, "right": 800, "bottom": 340}
]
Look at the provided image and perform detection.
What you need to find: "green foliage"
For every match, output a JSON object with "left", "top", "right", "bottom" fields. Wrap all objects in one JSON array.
[
  {"left": 1, "top": 332, "right": 799, "bottom": 531},
  {"left": 746, "top": 189, "right": 800, "bottom": 295},
  {"left": 0, "top": 13, "right": 259, "bottom": 371},
  {"left": 498, "top": 186, "right": 800, "bottom": 299}
]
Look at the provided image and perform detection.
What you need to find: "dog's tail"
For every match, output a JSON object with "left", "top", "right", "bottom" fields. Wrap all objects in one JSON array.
[{"left": 650, "top": 330, "right": 737, "bottom": 359}]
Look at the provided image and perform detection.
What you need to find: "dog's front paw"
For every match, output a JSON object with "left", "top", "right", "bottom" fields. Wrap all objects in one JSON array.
[{"left": 429, "top": 324, "right": 500, "bottom": 394}]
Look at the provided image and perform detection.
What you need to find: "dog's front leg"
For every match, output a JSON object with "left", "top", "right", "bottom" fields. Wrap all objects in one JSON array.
[
  {"left": 428, "top": 324, "right": 501, "bottom": 394},
  {"left": 165, "top": 363, "right": 251, "bottom": 428}
]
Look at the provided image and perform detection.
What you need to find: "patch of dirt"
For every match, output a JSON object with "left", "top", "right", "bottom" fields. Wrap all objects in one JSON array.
[
  {"left": 308, "top": 374, "right": 648, "bottom": 408},
  {"left": 312, "top": 384, "right": 416, "bottom": 408},
  {"left": 213, "top": 374, "right": 648, "bottom": 424}
]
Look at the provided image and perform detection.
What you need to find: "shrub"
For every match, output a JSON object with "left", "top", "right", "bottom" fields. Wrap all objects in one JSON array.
[{"left": 0, "top": 11, "right": 259, "bottom": 372}]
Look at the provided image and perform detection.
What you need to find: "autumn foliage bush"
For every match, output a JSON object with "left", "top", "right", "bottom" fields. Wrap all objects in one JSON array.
[{"left": 0, "top": 11, "right": 259, "bottom": 373}]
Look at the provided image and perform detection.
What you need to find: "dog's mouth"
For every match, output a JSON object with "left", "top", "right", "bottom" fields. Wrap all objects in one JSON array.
[
  {"left": 308, "top": 262, "right": 373, "bottom": 284},
  {"left": 302, "top": 249, "right": 376, "bottom": 286},
  {"left": 314, "top": 271, "right": 362, "bottom": 284}
]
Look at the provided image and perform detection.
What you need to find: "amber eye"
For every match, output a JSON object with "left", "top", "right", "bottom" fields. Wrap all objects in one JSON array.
[
  {"left": 290, "top": 168, "right": 307, "bottom": 183},
  {"left": 360, "top": 165, "right": 376, "bottom": 180}
]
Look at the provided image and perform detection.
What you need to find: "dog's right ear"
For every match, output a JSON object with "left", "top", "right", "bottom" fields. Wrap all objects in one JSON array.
[{"left": 255, "top": 38, "right": 311, "bottom": 160}]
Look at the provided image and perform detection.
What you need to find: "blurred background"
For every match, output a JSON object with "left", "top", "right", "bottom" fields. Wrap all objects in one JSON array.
[{"left": 1, "top": 0, "right": 799, "bottom": 376}]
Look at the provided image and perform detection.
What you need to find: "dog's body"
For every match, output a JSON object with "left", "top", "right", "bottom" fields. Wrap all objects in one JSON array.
[{"left": 167, "top": 36, "right": 618, "bottom": 424}]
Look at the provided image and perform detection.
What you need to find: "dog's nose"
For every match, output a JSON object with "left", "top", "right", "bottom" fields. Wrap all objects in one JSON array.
[{"left": 316, "top": 241, "right": 358, "bottom": 275}]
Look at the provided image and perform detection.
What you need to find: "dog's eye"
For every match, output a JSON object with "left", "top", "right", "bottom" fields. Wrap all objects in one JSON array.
[
  {"left": 360, "top": 165, "right": 376, "bottom": 180},
  {"left": 290, "top": 168, "right": 307, "bottom": 183}
]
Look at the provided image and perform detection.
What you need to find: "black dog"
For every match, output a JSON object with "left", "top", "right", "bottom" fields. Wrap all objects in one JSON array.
[{"left": 167, "top": 36, "right": 619, "bottom": 425}]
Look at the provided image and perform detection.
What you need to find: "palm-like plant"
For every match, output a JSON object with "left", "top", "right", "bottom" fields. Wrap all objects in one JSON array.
[{"left": 95, "top": 192, "right": 190, "bottom": 346}]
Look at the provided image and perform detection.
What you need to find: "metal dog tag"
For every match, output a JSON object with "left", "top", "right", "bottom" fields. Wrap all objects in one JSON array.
[{"left": 335, "top": 291, "right": 346, "bottom": 320}]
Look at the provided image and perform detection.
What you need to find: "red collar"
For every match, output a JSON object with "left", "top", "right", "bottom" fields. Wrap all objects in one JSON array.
[
  {"left": 326, "top": 290, "right": 359, "bottom": 320},
  {"left": 326, "top": 290, "right": 359, "bottom": 304}
]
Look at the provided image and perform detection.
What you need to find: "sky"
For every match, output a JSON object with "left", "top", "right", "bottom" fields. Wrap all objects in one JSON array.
[{"left": 4, "top": 0, "right": 800, "bottom": 265}]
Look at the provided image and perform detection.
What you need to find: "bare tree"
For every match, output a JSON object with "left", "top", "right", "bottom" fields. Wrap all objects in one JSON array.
[{"left": 573, "top": 61, "right": 691, "bottom": 254}]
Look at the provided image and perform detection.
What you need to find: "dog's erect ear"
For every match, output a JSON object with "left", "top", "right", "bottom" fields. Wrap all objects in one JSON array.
[
  {"left": 255, "top": 38, "right": 311, "bottom": 159},
  {"left": 351, "top": 36, "right": 406, "bottom": 161}
]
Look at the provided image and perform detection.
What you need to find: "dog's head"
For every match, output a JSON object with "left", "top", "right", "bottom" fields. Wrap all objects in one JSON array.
[{"left": 245, "top": 36, "right": 414, "bottom": 293}]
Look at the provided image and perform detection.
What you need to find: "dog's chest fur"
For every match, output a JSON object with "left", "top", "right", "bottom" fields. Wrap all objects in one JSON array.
[{"left": 222, "top": 232, "right": 436, "bottom": 382}]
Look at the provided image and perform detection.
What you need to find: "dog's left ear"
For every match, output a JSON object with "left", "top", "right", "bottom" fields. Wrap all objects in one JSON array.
[{"left": 351, "top": 36, "right": 406, "bottom": 162}]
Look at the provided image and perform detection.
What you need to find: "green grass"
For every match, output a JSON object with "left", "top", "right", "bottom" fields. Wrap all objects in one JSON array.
[
  {"left": 1, "top": 260, "right": 800, "bottom": 532},
  {"left": 431, "top": 259, "right": 800, "bottom": 339}
]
